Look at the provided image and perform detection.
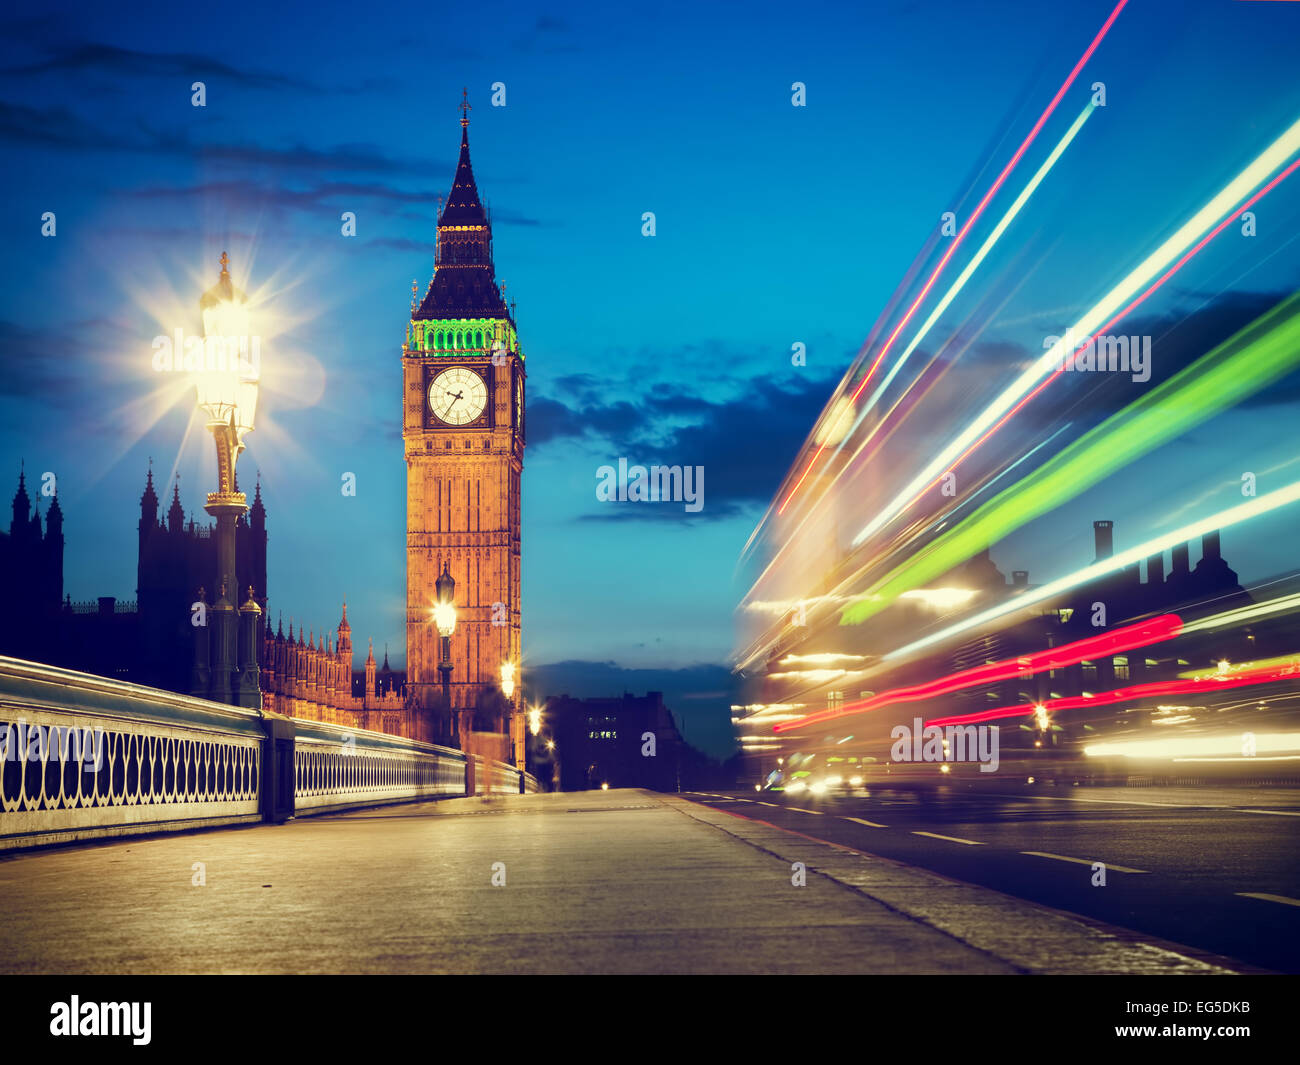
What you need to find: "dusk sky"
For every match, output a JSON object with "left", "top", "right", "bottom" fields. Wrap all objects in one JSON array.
[{"left": 3, "top": 0, "right": 1300, "bottom": 756}]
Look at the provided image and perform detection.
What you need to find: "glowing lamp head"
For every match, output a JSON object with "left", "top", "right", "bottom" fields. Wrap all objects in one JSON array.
[
  {"left": 199, "top": 254, "right": 250, "bottom": 340},
  {"left": 196, "top": 252, "right": 257, "bottom": 433},
  {"left": 433, "top": 562, "right": 456, "bottom": 636},
  {"left": 500, "top": 662, "right": 516, "bottom": 700},
  {"left": 433, "top": 602, "right": 457, "bottom": 638},
  {"left": 527, "top": 706, "right": 542, "bottom": 736},
  {"left": 1033, "top": 703, "right": 1050, "bottom": 731}
]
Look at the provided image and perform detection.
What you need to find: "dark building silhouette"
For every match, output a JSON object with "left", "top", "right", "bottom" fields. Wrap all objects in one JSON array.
[
  {"left": 545, "top": 691, "right": 685, "bottom": 791},
  {"left": 0, "top": 466, "right": 266, "bottom": 691},
  {"left": 940, "top": 518, "right": 1254, "bottom": 751},
  {"left": 134, "top": 466, "right": 267, "bottom": 693},
  {"left": 0, "top": 469, "right": 64, "bottom": 661}
]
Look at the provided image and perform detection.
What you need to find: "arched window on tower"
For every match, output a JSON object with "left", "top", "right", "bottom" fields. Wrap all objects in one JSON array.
[{"left": 435, "top": 330, "right": 444, "bottom": 349}]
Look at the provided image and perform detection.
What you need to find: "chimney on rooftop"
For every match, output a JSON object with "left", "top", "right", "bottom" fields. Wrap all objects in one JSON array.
[
  {"left": 1093, "top": 520, "right": 1114, "bottom": 561},
  {"left": 1147, "top": 553, "right": 1164, "bottom": 586}
]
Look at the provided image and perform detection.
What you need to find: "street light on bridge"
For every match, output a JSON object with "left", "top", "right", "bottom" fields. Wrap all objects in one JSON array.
[
  {"left": 195, "top": 252, "right": 260, "bottom": 708},
  {"left": 433, "top": 562, "right": 456, "bottom": 740}
]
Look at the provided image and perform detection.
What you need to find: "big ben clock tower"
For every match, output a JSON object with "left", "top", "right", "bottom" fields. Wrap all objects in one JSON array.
[{"left": 403, "top": 93, "right": 525, "bottom": 767}]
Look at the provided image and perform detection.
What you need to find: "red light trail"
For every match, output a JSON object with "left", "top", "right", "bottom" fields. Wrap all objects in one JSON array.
[
  {"left": 776, "top": 0, "right": 1130, "bottom": 516},
  {"left": 773, "top": 612, "right": 1181, "bottom": 733},
  {"left": 925, "top": 657, "right": 1300, "bottom": 728}
]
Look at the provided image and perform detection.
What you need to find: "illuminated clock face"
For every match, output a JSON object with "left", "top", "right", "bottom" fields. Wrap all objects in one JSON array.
[
  {"left": 515, "top": 378, "right": 523, "bottom": 425},
  {"left": 429, "top": 367, "right": 487, "bottom": 426}
]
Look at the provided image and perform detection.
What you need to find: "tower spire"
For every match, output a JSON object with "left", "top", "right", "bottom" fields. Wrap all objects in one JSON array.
[{"left": 412, "top": 94, "right": 507, "bottom": 322}]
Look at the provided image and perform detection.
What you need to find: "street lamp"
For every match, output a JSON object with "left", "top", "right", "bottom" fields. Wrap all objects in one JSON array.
[
  {"left": 433, "top": 562, "right": 456, "bottom": 740},
  {"left": 195, "top": 252, "right": 260, "bottom": 708},
  {"left": 500, "top": 661, "right": 515, "bottom": 700}
]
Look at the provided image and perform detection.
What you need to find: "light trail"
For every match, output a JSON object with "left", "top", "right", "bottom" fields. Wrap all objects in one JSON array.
[
  {"left": 839, "top": 102, "right": 1096, "bottom": 452},
  {"left": 878, "top": 477, "right": 1300, "bottom": 665},
  {"left": 739, "top": 137, "right": 1300, "bottom": 672},
  {"left": 773, "top": 614, "right": 1183, "bottom": 733},
  {"left": 1181, "top": 592, "right": 1300, "bottom": 635},
  {"left": 882, "top": 153, "right": 1300, "bottom": 533},
  {"left": 839, "top": 289, "right": 1300, "bottom": 625},
  {"left": 926, "top": 658, "right": 1300, "bottom": 729},
  {"left": 775, "top": 0, "right": 1130, "bottom": 516},
  {"left": 849, "top": 116, "right": 1300, "bottom": 550}
]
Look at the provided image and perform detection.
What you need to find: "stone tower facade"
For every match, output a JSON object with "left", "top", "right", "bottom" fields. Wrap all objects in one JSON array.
[{"left": 403, "top": 95, "right": 525, "bottom": 764}]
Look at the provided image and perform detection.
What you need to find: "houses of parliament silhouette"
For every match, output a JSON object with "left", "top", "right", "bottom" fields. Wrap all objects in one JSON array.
[{"left": 0, "top": 464, "right": 408, "bottom": 734}]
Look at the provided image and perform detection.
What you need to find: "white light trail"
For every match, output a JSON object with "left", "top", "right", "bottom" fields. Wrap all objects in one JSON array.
[{"left": 851, "top": 115, "right": 1300, "bottom": 549}]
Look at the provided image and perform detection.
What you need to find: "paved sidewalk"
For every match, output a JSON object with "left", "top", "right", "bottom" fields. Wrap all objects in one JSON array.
[{"left": 0, "top": 789, "right": 1240, "bottom": 974}]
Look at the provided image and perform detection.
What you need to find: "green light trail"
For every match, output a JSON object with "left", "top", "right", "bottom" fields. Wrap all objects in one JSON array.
[{"left": 841, "top": 290, "right": 1300, "bottom": 626}]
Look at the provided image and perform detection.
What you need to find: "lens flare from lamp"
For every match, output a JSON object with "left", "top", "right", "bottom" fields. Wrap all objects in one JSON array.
[{"left": 433, "top": 601, "right": 457, "bottom": 638}]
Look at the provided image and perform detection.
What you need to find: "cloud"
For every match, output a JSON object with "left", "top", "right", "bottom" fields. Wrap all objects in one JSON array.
[
  {"left": 0, "top": 40, "right": 396, "bottom": 94},
  {"left": 529, "top": 361, "right": 842, "bottom": 520},
  {"left": 0, "top": 99, "right": 449, "bottom": 177}
]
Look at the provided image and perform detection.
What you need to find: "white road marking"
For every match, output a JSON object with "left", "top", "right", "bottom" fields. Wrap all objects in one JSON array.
[
  {"left": 1021, "top": 850, "right": 1148, "bottom": 874},
  {"left": 843, "top": 816, "right": 888, "bottom": 828},
  {"left": 912, "top": 830, "right": 985, "bottom": 846},
  {"left": 786, "top": 807, "right": 823, "bottom": 816},
  {"left": 1003, "top": 792, "right": 1300, "bottom": 816},
  {"left": 1236, "top": 892, "right": 1300, "bottom": 907}
]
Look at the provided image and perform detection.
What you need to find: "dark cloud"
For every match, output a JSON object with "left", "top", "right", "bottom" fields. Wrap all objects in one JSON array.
[
  {"left": 0, "top": 317, "right": 127, "bottom": 411},
  {"left": 0, "top": 99, "right": 447, "bottom": 176},
  {"left": 513, "top": 12, "right": 580, "bottom": 53},
  {"left": 530, "top": 364, "right": 842, "bottom": 520},
  {"left": 0, "top": 40, "right": 396, "bottom": 94},
  {"left": 0, "top": 42, "right": 312, "bottom": 89},
  {"left": 951, "top": 288, "right": 1299, "bottom": 429}
]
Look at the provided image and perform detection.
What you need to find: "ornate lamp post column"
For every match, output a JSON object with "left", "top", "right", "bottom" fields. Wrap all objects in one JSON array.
[
  {"left": 196, "top": 252, "right": 261, "bottom": 708},
  {"left": 433, "top": 562, "right": 457, "bottom": 743}
]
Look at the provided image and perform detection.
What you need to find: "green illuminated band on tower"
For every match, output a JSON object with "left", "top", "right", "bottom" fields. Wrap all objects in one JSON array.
[{"left": 404, "top": 317, "right": 524, "bottom": 359}]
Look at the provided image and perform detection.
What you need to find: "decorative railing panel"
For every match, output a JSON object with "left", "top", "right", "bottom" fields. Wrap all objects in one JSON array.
[
  {"left": 291, "top": 717, "right": 467, "bottom": 813},
  {"left": 0, "top": 657, "right": 264, "bottom": 850},
  {"left": 1, "top": 656, "right": 539, "bottom": 850}
]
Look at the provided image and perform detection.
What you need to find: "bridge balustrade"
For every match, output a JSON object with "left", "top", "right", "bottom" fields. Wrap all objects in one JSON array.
[{"left": 0, "top": 657, "right": 539, "bottom": 851}]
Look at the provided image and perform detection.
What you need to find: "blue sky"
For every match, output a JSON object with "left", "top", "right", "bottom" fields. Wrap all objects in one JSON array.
[{"left": 2, "top": 0, "right": 1300, "bottom": 756}]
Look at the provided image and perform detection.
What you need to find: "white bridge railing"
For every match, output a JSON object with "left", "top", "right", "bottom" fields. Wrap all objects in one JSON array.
[
  {"left": 292, "top": 717, "right": 466, "bottom": 813},
  {"left": 0, "top": 658, "right": 264, "bottom": 851},
  {"left": 0, "top": 657, "right": 537, "bottom": 851}
]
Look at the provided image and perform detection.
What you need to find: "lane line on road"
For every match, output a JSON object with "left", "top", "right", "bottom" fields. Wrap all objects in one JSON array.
[
  {"left": 843, "top": 816, "right": 889, "bottom": 828},
  {"left": 1236, "top": 892, "right": 1300, "bottom": 907},
  {"left": 912, "top": 830, "right": 985, "bottom": 846},
  {"left": 1021, "top": 850, "right": 1148, "bottom": 874},
  {"left": 786, "top": 807, "right": 824, "bottom": 816},
  {"left": 1001, "top": 792, "right": 1300, "bottom": 815},
  {"left": 754, "top": 801, "right": 778, "bottom": 807}
]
